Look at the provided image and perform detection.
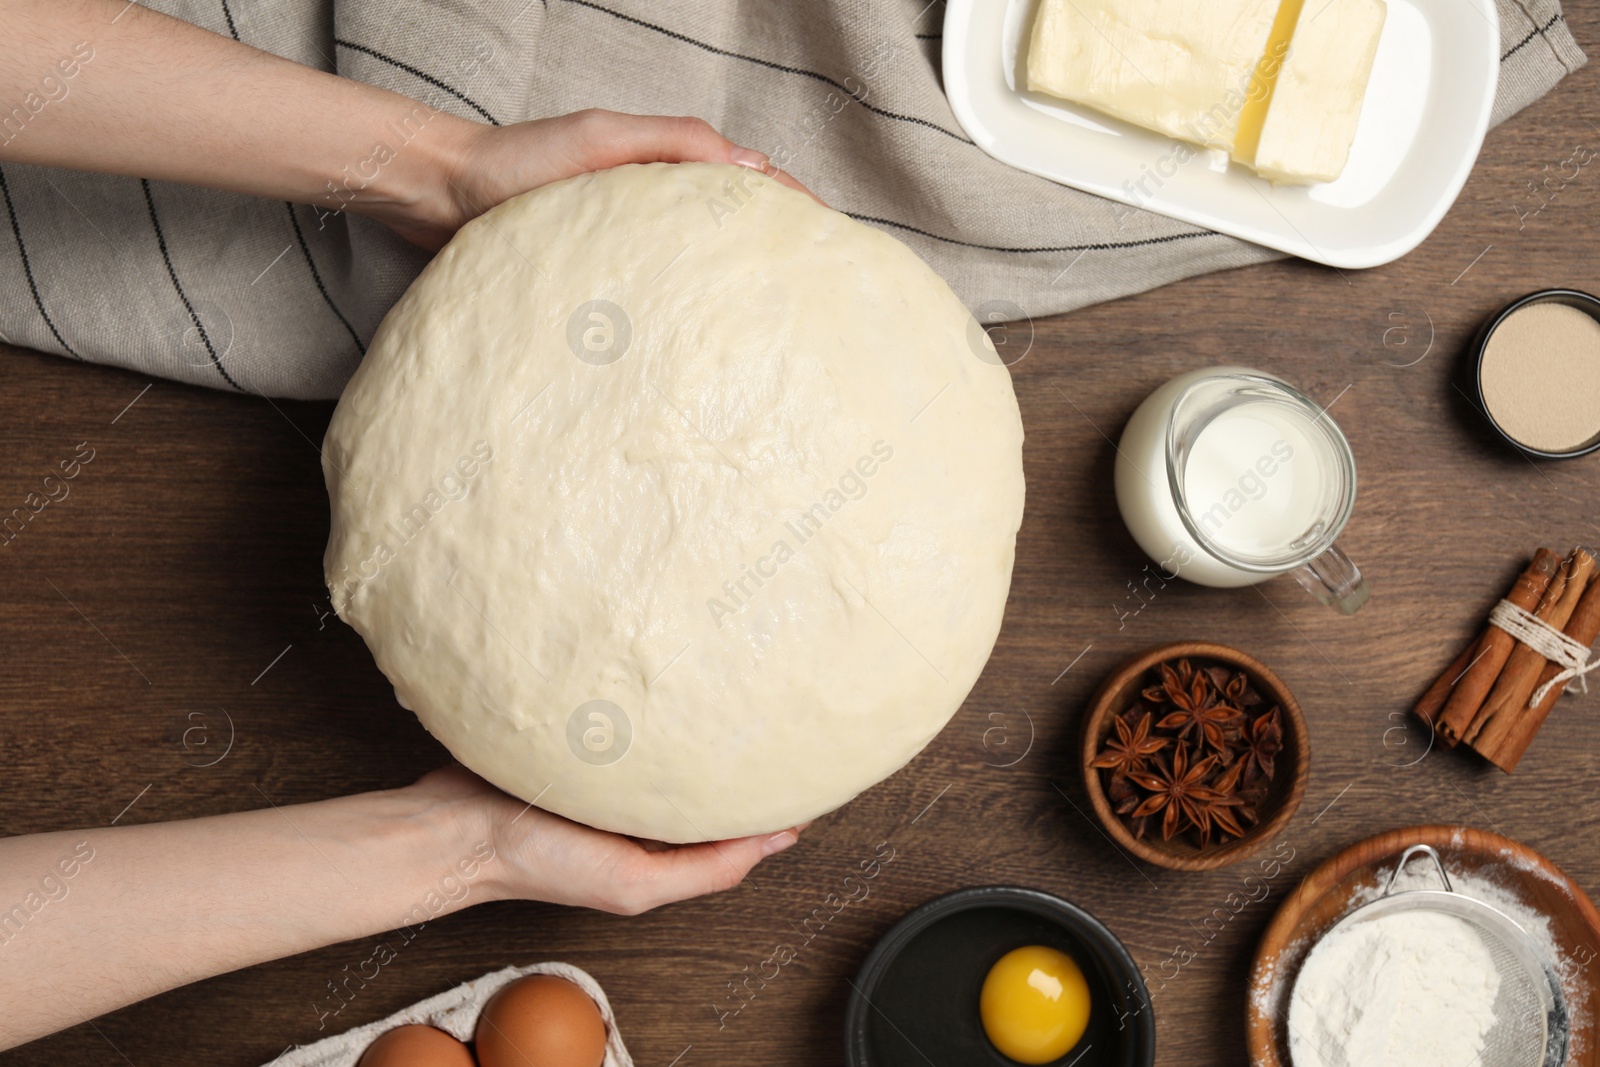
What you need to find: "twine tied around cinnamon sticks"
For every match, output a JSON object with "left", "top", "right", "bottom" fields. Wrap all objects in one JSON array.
[
  {"left": 1487, "top": 600, "right": 1597, "bottom": 705},
  {"left": 1414, "top": 546, "right": 1600, "bottom": 773}
]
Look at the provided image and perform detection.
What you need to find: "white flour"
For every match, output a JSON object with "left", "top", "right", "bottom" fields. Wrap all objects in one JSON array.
[
  {"left": 1257, "top": 853, "right": 1588, "bottom": 1066},
  {"left": 1287, "top": 909, "right": 1502, "bottom": 1067}
]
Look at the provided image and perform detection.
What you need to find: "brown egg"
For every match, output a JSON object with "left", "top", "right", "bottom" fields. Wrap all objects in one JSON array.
[
  {"left": 357, "top": 1023, "right": 476, "bottom": 1067},
  {"left": 474, "top": 975, "right": 608, "bottom": 1067}
]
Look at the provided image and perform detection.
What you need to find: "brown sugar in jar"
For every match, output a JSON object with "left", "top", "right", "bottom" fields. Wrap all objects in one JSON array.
[{"left": 1475, "top": 292, "right": 1600, "bottom": 458}]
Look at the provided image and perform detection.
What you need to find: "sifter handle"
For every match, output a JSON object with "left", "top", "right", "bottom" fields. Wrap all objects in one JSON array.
[{"left": 1383, "top": 843, "right": 1453, "bottom": 897}]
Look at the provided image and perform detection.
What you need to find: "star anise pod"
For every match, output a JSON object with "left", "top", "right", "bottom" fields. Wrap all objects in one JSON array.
[
  {"left": 1209, "top": 755, "right": 1245, "bottom": 795},
  {"left": 1092, "top": 710, "right": 1169, "bottom": 780},
  {"left": 1110, "top": 658, "right": 1280, "bottom": 847},
  {"left": 1196, "top": 758, "right": 1254, "bottom": 844},
  {"left": 1204, "top": 665, "right": 1233, "bottom": 695},
  {"left": 1108, "top": 773, "right": 1138, "bottom": 810},
  {"left": 1157, "top": 694, "right": 1242, "bottom": 753},
  {"left": 1127, "top": 744, "right": 1222, "bottom": 842},
  {"left": 1143, "top": 660, "right": 1205, "bottom": 704},
  {"left": 1107, "top": 774, "right": 1151, "bottom": 840},
  {"left": 1238, "top": 705, "right": 1283, "bottom": 786},
  {"left": 1187, "top": 762, "right": 1249, "bottom": 846},
  {"left": 1236, "top": 789, "right": 1264, "bottom": 827},
  {"left": 1116, "top": 699, "right": 1160, "bottom": 730}
]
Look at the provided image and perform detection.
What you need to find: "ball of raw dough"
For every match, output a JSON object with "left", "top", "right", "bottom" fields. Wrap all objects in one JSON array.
[{"left": 323, "top": 163, "right": 1024, "bottom": 842}]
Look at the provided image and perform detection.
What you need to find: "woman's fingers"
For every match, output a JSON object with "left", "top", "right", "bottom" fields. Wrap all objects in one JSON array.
[
  {"left": 467, "top": 772, "right": 807, "bottom": 916},
  {"left": 560, "top": 109, "right": 759, "bottom": 169},
  {"left": 480, "top": 111, "right": 819, "bottom": 211},
  {"left": 577, "top": 112, "right": 821, "bottom": 201},
  {"left": 607, "top": 828, "right": 801, "bottom": 915},
  {"left": 406, "top": 108, "right": 827, "bottom": 247}
]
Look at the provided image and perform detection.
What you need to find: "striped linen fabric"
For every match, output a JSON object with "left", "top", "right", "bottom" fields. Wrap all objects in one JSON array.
[{"left": 0, "top": 0, "right": 1586, "bottom": 399}]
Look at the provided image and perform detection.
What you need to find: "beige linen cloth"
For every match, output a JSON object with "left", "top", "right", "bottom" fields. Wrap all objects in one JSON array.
[{"left": 0, "top": 0, "right": 1586, "bottom": 398}]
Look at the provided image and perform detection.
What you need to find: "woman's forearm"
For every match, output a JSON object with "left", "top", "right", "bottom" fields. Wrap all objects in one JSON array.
[
  {"left": 0, "top": 0, "right": 474, "bottom": 229},
  {"left": 0, "top": 0, "right": 807, "bottom": 250},
  {"left": 0, "top": 785, "right": 493, "bottom": 1050}
]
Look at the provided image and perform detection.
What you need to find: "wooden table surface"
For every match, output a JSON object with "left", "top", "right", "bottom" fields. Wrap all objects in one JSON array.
[{"left": 4, "top": 16, "right": 1600, "bottom": 1066}]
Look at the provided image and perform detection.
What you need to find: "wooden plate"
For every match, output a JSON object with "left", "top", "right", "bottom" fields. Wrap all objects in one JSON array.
[{"left": 1247, "top": 825, "right": 1600, "bottom": 1066}]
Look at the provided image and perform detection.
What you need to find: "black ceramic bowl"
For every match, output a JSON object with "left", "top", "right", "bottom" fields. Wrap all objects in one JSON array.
[
  {"left": 844, "top": 886, "right": 1154, "bottom": 1067},
  {"left": 1466, "top": 288, "right": 1600, "bottom": 460}
]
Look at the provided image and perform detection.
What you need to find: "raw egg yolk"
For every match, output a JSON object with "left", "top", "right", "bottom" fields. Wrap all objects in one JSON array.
[{"left": 979, "top": 945, "right": 1091, "bottom": 1064}]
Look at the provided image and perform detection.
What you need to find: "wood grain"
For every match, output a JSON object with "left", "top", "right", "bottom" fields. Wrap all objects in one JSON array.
[{"left": 2, "top": 11, "right": 1599, "bottom": 1065}]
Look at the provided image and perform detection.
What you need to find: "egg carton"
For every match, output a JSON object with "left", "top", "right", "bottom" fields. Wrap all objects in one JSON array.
[{"left": 262, "top": 962, "right": 634, "bottom": 1067}]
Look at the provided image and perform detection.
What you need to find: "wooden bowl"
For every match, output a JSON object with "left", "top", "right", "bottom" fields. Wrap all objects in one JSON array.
[
  {"left": 1247, "top": 825, "right": 1600, "bottom": 1066},
  {"left": 1079, "top": 641, "right": 1309, "bottom": 872}
]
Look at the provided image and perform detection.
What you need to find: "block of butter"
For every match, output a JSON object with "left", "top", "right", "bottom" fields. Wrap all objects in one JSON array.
[
  {"left": 1244, "top": 0, "right": 1388, "bottom": 183},
  {"left": 1026, "top": 0, "right": 1387, "bottom": 185},
  {"left": 1025, "top": 0, "right": 1282, "bottom": 154}
]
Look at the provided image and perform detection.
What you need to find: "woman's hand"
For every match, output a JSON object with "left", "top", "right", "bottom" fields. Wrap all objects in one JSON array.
[
  {"left": 381, "top": 109, "right": 816, "bottom": 250},
  {"left": 0, "top": 763, "right": 803, "bottom": 1049},
  {"left": 410, "top": 765, "right": 803, "bottom": 915},
  {"left": 0, "top": 3, "right": 813, "bottom": 253}
]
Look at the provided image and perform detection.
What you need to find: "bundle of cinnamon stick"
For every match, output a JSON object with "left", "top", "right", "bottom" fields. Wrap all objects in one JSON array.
[{"left": 1415, "top": 546, "right": 1600, "bottom": 772}]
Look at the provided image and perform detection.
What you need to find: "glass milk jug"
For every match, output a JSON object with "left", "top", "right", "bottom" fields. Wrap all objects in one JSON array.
[{"left": 1114, "top": 367, "right": 1369, "bottom": 614}]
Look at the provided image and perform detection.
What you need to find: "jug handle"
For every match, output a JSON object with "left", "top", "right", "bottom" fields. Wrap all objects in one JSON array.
[{"left": 1292, "top": 542, "right": 1370, "bottom": 615}]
